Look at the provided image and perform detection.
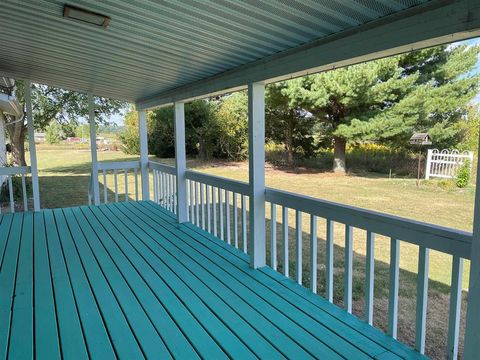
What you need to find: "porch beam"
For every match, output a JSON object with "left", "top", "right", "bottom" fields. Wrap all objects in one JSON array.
[
  {"left": 248, "top": 82, "right": 266, "bottom": 269},
  {"left": 138, "top": 110, "right": 150, "bottom": 201},
  {"left": 136, "top": 0, "right": 480, "bottom": 110},
  {"left": 88, "top": 93, "right": 100, "bottom": 205},
  {"left": 25, "top": 80, "right": 40, "bottom": 211},
  {"left": 174, "top": 102, "right": 188, "bottom": 223}
]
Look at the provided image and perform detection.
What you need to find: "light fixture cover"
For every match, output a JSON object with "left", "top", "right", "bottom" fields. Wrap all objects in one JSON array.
[{"left": 63, "top": 5, "right": 110, "bottom": 27}]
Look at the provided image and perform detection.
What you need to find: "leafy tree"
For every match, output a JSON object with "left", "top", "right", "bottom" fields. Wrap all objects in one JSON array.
[
  {"left": 0, "top": 80, "right": 126, "bottom": 165},
  {"left": 213, "top": 92, "right": 249, "bottom": 161},
  {"left": 281, "top": 44, "right": 480, "bottom": 172},
  {"left": 121, "top": 100, "right": 218, "bottom": 159},
  {"left": 266, "top": 83, "right": 317, "bottom": 164},
  {"left": 458, "top": 104, "right": 480, "bottom": 152},
  {"left": 45, "top": 122, "right": 64, "bottom": 144}
]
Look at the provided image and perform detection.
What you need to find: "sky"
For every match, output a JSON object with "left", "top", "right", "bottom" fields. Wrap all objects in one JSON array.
[
  {"left": 464, "top": 38, "right": 480, "bottom": 103},
  {"left": 108, "top": 37, "right": 480, "bottom": 126}
]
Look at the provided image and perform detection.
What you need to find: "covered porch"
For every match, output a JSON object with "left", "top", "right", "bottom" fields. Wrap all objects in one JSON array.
[
  {"left": 1, "top": 201, "right": 422, "bottom": 359},
  {"left": 1, "top": 0, "right": 480, "bottom": 359}
]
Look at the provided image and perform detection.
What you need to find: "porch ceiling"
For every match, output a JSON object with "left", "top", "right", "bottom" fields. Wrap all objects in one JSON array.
[{"left": 0, "top": 0, "right": 479, "bottom": 108}]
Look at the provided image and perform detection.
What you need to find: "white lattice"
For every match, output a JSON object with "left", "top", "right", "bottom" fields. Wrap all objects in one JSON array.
[{"left": 425, "top": 149, "right": 474, "bottom": 179}]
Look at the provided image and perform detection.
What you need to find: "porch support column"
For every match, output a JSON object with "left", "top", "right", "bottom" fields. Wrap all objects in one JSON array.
[
  {"left": 25, "top": 80, "right": 40, "bottom": 211},
  {"left": 464, "top": 142, "right": 480, "bottom": 358},
  {"left": 138, "top": 109, "right": 150, "bottom": 201},
  {"left": 88, "top": 93, "right": 100, "bottom": 205},
  {"left": 174, "top": 102, "right": 188, "bottom": 223},
  {"left": 248, "top": 82, "right": 266, "bottom": 269}
]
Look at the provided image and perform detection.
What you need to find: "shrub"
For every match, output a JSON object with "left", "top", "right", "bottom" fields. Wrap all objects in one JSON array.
[
  {"left": 455, "top": 160, "right": 471, "bottom": 188},
  {"left": 45, "top": 122, "right": 64, "bottom": 144}
]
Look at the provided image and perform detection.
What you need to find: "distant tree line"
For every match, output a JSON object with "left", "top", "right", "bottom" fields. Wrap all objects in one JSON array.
[{"left": 121, "top": 44, "right": 480, "bottom": 173}]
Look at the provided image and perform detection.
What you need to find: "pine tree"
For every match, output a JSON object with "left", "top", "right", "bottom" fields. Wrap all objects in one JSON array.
[{"left": 280, "top": 44, "right": 480, "bottom": 172}]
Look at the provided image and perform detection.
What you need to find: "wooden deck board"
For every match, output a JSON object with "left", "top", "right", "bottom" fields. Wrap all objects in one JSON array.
[{"left": 0, "top": 201, "right": 427, "bottom": 360}]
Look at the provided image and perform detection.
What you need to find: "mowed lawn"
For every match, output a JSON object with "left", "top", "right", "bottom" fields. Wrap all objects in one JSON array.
[{"left": 32, "top": 146, "right": 475, "bottom": 358}]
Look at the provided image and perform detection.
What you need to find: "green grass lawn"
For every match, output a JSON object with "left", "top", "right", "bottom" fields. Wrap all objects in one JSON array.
[{"left": 30, "top": 146, "right": 474, "bottom": 358}]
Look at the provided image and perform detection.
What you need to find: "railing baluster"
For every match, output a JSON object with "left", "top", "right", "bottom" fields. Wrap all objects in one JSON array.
[
  {"left": 134, "top": 168, "right": 139, "bottom": 201},
  {"left": 161, "top": 172, "right": 166, "bottom": 207},
  {"left": 415, "top": 246, "right": 429, "bottom": 354},
  {"left": 195, "top": 181, "right": 200, "bottom": 226},
  {"left": 206, "top": 185, "right": 211, "bottom": 233},
  {"left": 296, "top": 210, "right": 302, "bottom": 285},
  {"left": 189, "top": 180, "right": 194, "bottom": 220},
  {"left": 233, "top": 192, "right": 238, "bottom": 248},
  {"left": 114, "top": 169, "right": 119, "bottom": 202},
  {"left": 200, "top": 183, "right": 205, "bottom": 230},
  {"left": 310, "top": 215, "right": 317, "bottom": 294},
  {"left": 271, "top": 203, "right": 277, "bottom": 270},
  {"left": 326, "top": 219, "right": 334, "bottom": 303},
  {"left": 365, "top": 231, "right": 375, "bottom": 325},
  {"left": 21, "top": 175, "right": 28, "bottom": 211},
  {"left": 173, "top": 174, "right": 177, "bottom": 214},
  {"left": 242, "top": 195, "right": 247, "bottom": 253},
  {"left": 170, "top": 174, "right": 173, "bottom": 211},
  {"left": 213, "top": 187, "right": 218, "bottom": 236},
  {"left": 168, "top": 174, "right": 172, "bottom": 211},
  {"left": 282, "top": 206, "right": 289, "bottom": 277},
  {"left": 219, "top": 188, "right": 224, "bottom": 240},
  {"left": 103, "top": 169, "right": 108, "bottom": 204},
  {"left": 173, "top": 174, "right": 176, "bottom": 213},
  {"left": 156, "top": 171, "right": 160, "bottom": 205},
  {"left": 164, "top": 172, "right": 168, "bottom": 209},
  {"left": 344, "top": 225, "right": 353, "bottom": 313},
  {"left": 388, "top": 237, "right": 400, "bottom": 339},
  {"left": 226, "top": 190, "right": 231, "bottom": 245},
  {"left": 124, "top": 169, "right": 128, "bottom": 202},
  {"left": 447, "top": 256, "right": 463, "bottom": 360},
  {"left": 8, "top": 175, "right": 14, "bottom": 213}
]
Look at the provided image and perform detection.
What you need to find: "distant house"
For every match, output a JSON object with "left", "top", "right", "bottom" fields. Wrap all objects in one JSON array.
[
  {"left": 34, "top": 132, "right": 46, "bottom": 142},
  {"left": 66, "top": 137, "right": 81, "bottom": 143}
]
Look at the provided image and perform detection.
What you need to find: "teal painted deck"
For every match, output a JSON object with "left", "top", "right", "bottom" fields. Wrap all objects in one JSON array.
[{"left": 0, "top": 201, "right": 425, "bottom": 359}]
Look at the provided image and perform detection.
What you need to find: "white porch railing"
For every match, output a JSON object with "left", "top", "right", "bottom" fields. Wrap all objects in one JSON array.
[
  {"left": 149, "top": 161, "right": 177, "bottom": 213},
  {"left": 0, "top": 166, "right": 31, "bottom": 213},
  {"left": 88, "top": 161, "right": 141, "bottom": 204},
  {"left": 265, "top": 187, "right": 469, "bottom": 358},
  {"left": 185, "top": 170, "right": 250, "bottom": 253},
  {"left": 425, "top": 149, "right": 474, "bottom": 179},
  {"left": 150, "top": 169, "right": 470, "bottom": 359}
]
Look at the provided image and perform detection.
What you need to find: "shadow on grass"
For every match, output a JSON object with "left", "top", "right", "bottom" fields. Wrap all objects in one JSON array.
[{"left": 40, "top": 156, "right": 141, "bottom": 175}]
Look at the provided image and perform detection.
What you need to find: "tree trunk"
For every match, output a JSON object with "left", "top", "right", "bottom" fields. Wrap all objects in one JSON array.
[
  {"left": 285, "top": 119, "right": 294, "bottom": 165},
  {"left": 6, "top": 120, "right": 27, "bottom": 166},
  {"left": 333, "top": 136, "right": 346, "bottom": 173}
]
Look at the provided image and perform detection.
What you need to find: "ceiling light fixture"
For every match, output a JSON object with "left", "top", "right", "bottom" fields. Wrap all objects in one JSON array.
[{"left": 63, "top": 5, "right": 110, "bottom": 28}]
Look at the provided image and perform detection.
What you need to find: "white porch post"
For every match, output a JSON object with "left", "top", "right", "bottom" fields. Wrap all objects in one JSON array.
[
  {"left": 88, "top": 93, "right": 100, "bottom": 205},
  {"left": 248, "top": 82, "right": 266, "bottom": 269},
  {"left": 174, "top": 102, "right": 188, "bottom": 223},
  {"left": 464, "top": 147, "right": 480, "bottom": 358},
  {"left": 138, "top": 109, "right": 150, "bottom": 200},
  {"left": 25, "top": 80, "right": 40, "bottom": 211}
]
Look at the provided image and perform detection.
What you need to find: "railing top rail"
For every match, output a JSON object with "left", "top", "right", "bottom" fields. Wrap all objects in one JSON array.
[
  {"left": 185, "top": 170, "right": 250, "bottom": 196},
  {"left": 0, "top": 166, "right": 32, "bottom": 176},
  {"left": 148, "top": 161, "right": 176, "bottom": 175},
  {"left": 97, "top": 161, "right": 140, "bottom": 171},
  {"left": 266, "top": 187, "right": 472, "bottom": 259}
]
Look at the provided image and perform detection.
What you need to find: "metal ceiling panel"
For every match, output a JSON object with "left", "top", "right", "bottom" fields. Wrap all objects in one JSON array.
[{"left": 0, "top": 0, "right": 430, "bottom": 102}]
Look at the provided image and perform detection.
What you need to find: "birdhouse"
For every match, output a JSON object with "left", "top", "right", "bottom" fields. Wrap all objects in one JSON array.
[{"left": 409, "top": 133, "right": 432, "bottom": 146}]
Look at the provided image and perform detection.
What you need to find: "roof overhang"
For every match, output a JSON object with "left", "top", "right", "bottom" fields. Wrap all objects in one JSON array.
[
  {"left": 0, "top": 0, "right": 479, "bottom": 110},
  {"left": 137, "top": 0, "right": 480, "bottom": 109}
]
